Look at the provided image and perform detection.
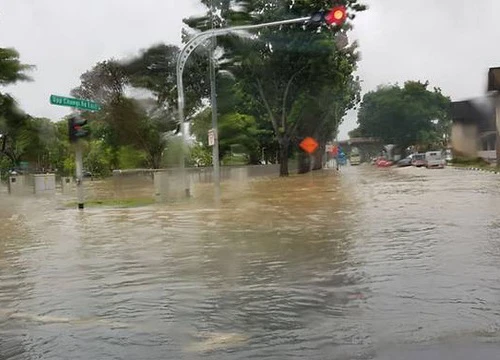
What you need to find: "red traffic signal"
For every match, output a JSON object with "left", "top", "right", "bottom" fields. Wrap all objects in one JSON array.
[
  {"left": 68, "top": 115, "right": 90, "bottom": 143},
  {"left": 325, "top": 5, "right": 347, "bottom": 26}
]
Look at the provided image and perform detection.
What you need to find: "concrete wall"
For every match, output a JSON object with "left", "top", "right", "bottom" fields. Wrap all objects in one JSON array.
[
  {"left": 451, "top": 123, "right": 478, "bottom": 157},
  {"left": 112, "top": 164, "right": 295, "bottom": 202}
]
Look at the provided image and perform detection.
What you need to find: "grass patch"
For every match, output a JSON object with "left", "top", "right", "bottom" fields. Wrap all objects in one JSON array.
[
  {"left": 450, "top": 157, "right": 500, "bottom": 172},
  {"left": 65, "top": 198, "right": 155, "bottom": 208},
  {"left": 450, "top": 156, "right": 491, "bottom": 167}
]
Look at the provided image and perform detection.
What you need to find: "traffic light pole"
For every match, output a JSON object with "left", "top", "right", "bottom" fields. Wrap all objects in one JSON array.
[
  {"left": 75, "top": 140, "right": 84, "bottom": 210},
  {"left": 176, "top": 15, "right": 310, "bottom": 199},
  {"left": 209, "top": 0, "right": 221, "bottom": 204}
]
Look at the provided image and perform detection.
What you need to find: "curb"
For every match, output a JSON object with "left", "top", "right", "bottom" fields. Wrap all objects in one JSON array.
[{"left": 451, "top": 166, "right": 500, "bottom": 175}]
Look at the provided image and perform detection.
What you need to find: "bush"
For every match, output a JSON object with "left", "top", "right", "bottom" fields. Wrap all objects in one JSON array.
[{"left": 450, "top": 156, "right": 490, "bottom": 166}]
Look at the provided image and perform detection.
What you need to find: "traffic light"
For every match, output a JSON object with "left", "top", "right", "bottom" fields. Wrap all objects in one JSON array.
[
  {"left": 325, "top": 5, "right": 347, "bottom": 26},
  {"left": 309, "top": 5, "right": 348, "bottom": 27},
  {"left": 68, "top": 115, "right": 90, "bottom": 143}
]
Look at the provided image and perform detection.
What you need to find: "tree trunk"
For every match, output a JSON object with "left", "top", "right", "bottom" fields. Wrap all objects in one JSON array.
[
  {"left": 297, "top": 152, "right": 310, "bottom": 174},
  {"left": 312, "top": 150, "right": 323, "bottom": 171},
  {"left": 278, "top": 139, "right": 289, "bottom": 177}
]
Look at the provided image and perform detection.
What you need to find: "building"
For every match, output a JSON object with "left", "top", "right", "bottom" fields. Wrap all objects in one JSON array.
[
  {"left": 451, "top": 97, "right": 496, "bottom": 162},
  {"left": 450, "top": 67, "right": 500, "bottom": 163}
]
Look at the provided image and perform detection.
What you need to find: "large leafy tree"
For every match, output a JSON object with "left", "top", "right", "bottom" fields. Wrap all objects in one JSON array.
[
  {"left": 354, "top": 81, "right": 452, "bottom": 151},
  {"left": 0, "top": 48, "right": 34, "bottom": 168},
  {"left": 121, "top": 44, "right": 210, "bottom": 121},
  {"left": 185, "top": 0, "right": 366, "bottom": 176},
  {"left": 72, "top": 61, "right": 177, "bottom": 168}
]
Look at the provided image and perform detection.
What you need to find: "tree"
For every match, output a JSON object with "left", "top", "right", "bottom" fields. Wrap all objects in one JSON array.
[
  {"left": 185, "top": 0, "right": 366, "bottom": 176},
  {"left": 190, "top": 108, "right": 264, "bottom": 163},
  {"left": 0, "top": 95, "right": 31, "bottom": 166},
  {"left": 0, "top": 47, "right": 34, "bottom": 168},
  {"left": 121, "top": 44, "right": 210, "bottom": 121},
  {"left": 0, "top": 48, "right": 34, "bottom": 85},
  {"left": 355, "top": 81, "right": 451, "bottom": 151},
  {"left": 72, "top": 61, "right": 177, "bottom": 169}
]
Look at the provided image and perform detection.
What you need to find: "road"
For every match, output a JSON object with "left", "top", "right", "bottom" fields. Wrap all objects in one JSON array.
[{"left": 1, "top": 165, "right": 500, "bottom": 359}]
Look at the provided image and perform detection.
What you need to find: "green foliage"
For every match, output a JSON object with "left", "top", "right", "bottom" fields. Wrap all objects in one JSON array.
[
  {"left": 161, "top": 137, "right": 185, "bottom": 168},
  {"left": 72, "top": 61, "right": 178, "bottom": 169},
  {"left": 118, "top": 146, "right": 147, "bottom": 169},
  {"left": 191, "top": 144, "right": 213, "bottom": 167},
  {"left": 219, "top": 112, "right": 261, "bottom": 164},
  {"left": 121, "top": 44, "right": 209, "bottom": 119},
  {"left": 356, "top": 81, "right": 452, "bottom": 150},
  {"left": 450, "top": 156, "right": 490, "bottom": 166},
  {"left": 222, "top": 153, "right": 249, "bottom": 166},
  {"left": 0, "top": 48, "right": 34, "bottom": 85},
  {"left": 185, "top": 0, "right": 366, "bottom": 175},
  {"left": 84, "top": 140, "right": 112, "bottom": 177}
]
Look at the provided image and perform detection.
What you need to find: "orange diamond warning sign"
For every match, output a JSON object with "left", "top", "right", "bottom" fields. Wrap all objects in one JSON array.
[{"left": 299, "top": 137, "right": 319, "bottom": 154}]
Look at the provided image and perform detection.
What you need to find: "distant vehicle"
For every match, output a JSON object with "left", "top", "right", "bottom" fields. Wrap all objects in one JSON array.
[
  {"left": 83, "top": 171, "right": 93, "bottom": 178},
  {"left": 411, "top": 153, "right": 426, "bottom": 167},
  {"left": 397, "top": 157, "right": 412, "bottom": 167},
  {"left": 350, "top": 147, "right": 361, "bottom": 165},
  {"left": 376, "top": 157, "right": 393, "bottom": 167},
  {"left": 425, "top": 151, "right": 444, "bottom": 169},
  {"left": 350, "top": 153, "right": 361, "bottom": 165}
]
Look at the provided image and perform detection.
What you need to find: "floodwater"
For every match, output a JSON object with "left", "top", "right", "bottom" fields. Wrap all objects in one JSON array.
[{"left": 1, "top": 166, "right": 500, "bottom": 359}]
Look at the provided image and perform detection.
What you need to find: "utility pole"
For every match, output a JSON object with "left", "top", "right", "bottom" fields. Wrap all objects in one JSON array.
[{"left": 210, "top": 0, "right": 221, "bottom": 204}]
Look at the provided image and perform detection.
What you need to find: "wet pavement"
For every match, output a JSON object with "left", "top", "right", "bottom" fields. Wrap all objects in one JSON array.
[{"left": 1, "top": 166, "right": 500, "bottom": 359}]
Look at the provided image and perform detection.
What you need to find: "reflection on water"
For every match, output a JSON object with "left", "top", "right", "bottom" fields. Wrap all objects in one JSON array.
[{"left": 1, "top": 167, "right": 500, "bottom": 359}]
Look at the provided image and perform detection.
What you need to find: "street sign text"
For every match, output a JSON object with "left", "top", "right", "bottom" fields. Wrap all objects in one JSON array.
[{"left": 50, "top": 95, "right": 101, "bottom": 111}]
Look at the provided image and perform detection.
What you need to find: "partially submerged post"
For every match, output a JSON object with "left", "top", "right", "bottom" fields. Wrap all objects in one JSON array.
[{"left": 487, "top": 67, "right": 500, "bottom": 166}]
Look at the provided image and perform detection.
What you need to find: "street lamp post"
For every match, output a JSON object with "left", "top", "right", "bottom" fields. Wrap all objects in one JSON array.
[{"left": 176, "top": 16, "right": 311, "bottom": 198}]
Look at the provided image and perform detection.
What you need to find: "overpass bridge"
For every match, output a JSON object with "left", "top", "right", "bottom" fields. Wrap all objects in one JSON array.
[{"left": 336, "top": 137, "right": 383, "bottom": 163}]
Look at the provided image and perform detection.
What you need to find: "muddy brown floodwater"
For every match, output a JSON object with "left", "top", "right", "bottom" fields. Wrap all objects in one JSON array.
[{"left": 1, "top": 166, "right": 500, "bottom": 359}]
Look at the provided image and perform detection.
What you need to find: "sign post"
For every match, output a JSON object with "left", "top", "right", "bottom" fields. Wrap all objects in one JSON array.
[
  {"left": 75, "top": 140, "right": 84, "bottom": 209},
  {"left": 299, "top": 137, "right": 319, "bottom": 175},
  {"left": 50, "top": 95, "right": 101, "bottom": 210}
]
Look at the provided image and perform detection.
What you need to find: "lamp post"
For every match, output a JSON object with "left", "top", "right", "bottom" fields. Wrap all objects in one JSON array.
[
  {"left": 176, "top": 16, "right": 310, "bottom": 198},
  {"left": 176, "top": 6, "right": 348, "bottom": 197}
]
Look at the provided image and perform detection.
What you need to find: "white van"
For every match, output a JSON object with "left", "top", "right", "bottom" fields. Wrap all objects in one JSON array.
[{"left": 425, "top": 151, "right": 444, "bottom": 169}]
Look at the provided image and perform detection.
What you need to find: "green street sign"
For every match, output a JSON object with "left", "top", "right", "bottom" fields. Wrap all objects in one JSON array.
[{"left": 50, "top": 94, "right": 101, "bottom": 111}]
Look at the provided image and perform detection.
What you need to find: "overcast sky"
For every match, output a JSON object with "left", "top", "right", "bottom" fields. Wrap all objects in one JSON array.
[{"left": 1, "top": 0, "right": 500, "bottom": 140}]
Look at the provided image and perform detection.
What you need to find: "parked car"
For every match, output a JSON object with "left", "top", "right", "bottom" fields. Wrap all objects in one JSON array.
[
  {"left": 425, "top": 151, "right": 445, "bottom": 169},
  {"left": 397, "top": 157, "right": 412, "bottom": 167},
  {"left": 411, "top": 153, "right": 426, "bottom": 167},
  {"left": 376, "top": 157, "right": 393, "bottom": 167}
]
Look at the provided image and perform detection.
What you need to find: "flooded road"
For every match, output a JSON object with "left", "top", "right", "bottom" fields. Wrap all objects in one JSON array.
[{"left": 2, "top": 166, "right": 500, "bottom": 359}]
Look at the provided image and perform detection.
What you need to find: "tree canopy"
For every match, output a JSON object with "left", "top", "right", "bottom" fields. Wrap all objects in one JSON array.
[
  {"left": 354, "top": 81, "right": 451, "bottom": 151},
  {"left": 1, "top": 1, "right": 370, "bottom": 179},
  {"left": 184, "top": 0, "right": 366, "bottom": 175}
]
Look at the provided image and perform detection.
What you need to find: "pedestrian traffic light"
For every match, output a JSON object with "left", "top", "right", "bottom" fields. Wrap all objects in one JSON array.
[
  {"left": 68, "top": 115, "right": 89, "bottom": 143},
  {"left": 309, "top": 5, "right": 348, "bottom": 27}
]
